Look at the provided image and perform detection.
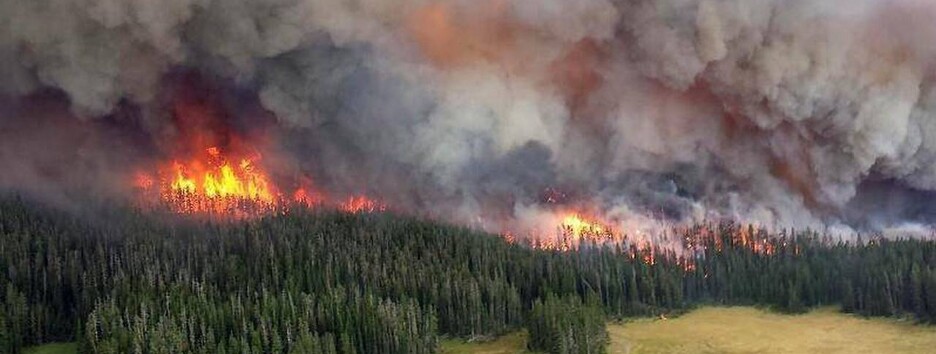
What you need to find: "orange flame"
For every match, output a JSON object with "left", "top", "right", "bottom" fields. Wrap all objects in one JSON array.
[
  {"left": 133, "top": 85, "right": 390, "bottom": 218},
  {"left": 560, "top": 214, "right": 606, "bottom": 239},
  {"left": 527, "top": 212, "right": 621, "bottom": 251},
  {"left": 139, "top": 147, "right": 278, "bottom": 216},
  {"left": 341, "top": 196, "right": 387, "bottom": 213},
  {"left": 292, "top": 188, "right": 323, "bottom": 207},
  {"left": 136, "top": 147, "right": 387, "bottom": 217}
]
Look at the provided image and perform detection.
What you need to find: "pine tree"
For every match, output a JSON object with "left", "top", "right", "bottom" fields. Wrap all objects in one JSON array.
[
  {"left": 841, "top": 281, "right": 855, "bottom": 313},
  {"left": 0, "top": 308, "right": 8, "bottom": 354}
]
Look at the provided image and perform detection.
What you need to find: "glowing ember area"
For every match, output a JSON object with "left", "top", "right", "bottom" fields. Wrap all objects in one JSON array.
[
  {"left": 528, "top": 212, "right": 623, "bottom": 251},
  {"left": 517, "top": 212, "right": 786, "bottom": 272},
  {"left": 292, "top": 188, "right": 323, "bottom": 207},
  {"left": 341, "top": 196, "right": 387, "bottom": 213}
]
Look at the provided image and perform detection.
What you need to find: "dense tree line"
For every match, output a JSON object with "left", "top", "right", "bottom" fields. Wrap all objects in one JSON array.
[
  {"left": 1, "top": 196, "right": 936, "bottom": 353},
  {"left": 527, "top": 294, "right": 606, "bottom": 354}
]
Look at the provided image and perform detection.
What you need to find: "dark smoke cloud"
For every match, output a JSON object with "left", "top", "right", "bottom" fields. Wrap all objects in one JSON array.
[
  {"left": 3, "top": 0, "right": 936, "bottom": 238},
  {"left": 0, "top": 91, "right": 152, "bottom": 210}
]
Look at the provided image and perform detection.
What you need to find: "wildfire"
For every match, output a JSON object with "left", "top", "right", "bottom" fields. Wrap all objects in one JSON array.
[
  {"left": 129, "top": 82, "right": 390, "bottom": 218},
  {"left": 523, "top": 212, "right": 782, "bottom": 270},
  {"left": 137, "top": 147, "right": 278, "bottom": 215},
  {"left": 292, "top": 188, "right": 323, "bottom": 207},
  {"left": 340, "top": 196, "right": 387, "bottom": 213},
  {"left": 174, "top": 147, "right": 275, "bottom": 201},
  {"left": 560, "top": 214, "right": 607, "bottom": 239},
  {"left": 529, "top": 212, "right": 621, "bottom": 251},
  {"left": 136, "top": 147, "right": 387, "bottom": 218},
  {"left": 130, "top": 93, "right": 781, "bottom": 261}
]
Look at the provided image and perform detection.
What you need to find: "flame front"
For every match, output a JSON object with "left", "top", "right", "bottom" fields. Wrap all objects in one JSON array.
[
  {"left": 525, "top": 212, "right": 621, "bottom": 251},
  {"left": 137, "top": 146, "right": 387, "bottom": 217},
  {"left": 138, "top": 147, "right": 280, "bottom": 216},
  {"left": 168, "top": 148, "right": 275, "bottom": 203},
  {"left": 341, "top": 196, "right": 387, "bottom": 213},
  {"left": 560, "top": 214, "right": 606, "bottom": 239}
]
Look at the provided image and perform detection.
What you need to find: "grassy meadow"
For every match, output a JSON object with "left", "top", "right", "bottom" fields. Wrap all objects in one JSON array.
[
  {"left": 441, "top": 306, "right": 936, "bottom": 354},
  {"left": 22, "top": 343, "right": 77, "bottom": 354}
]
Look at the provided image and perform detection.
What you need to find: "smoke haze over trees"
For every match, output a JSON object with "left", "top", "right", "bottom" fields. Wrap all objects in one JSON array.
[{"left": 4, "top": 0, "right": 936, "bottom": 235}]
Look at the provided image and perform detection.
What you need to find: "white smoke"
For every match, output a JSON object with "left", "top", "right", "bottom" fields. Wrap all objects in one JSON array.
[{"left": 3, "top": 0, "right": 936, "bottom": 237}]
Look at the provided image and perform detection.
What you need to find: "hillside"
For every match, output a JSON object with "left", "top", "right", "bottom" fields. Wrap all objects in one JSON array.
[{"left": 2, "top": 196, "right": 936, "bottom": 353}]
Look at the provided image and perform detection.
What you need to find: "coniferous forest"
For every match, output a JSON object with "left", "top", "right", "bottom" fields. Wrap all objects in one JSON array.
[{"left": 2, "top": 196, "right": 936, "bottom": 353}]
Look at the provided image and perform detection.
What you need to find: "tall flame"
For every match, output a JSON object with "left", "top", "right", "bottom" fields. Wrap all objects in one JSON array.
[
  {"left": 560, "top": 214, "right": 606, "bottom": 239},
  {"left": 526, "top": 212, "right": 621, "bottom": 251},
  {"left": 169, "top": 147, "right": 275, "bottom": 202},
  {"left": 131, "top": 88, "right": 389, "bottom": 218},
  {"left": 136, "top": 146, "right": 386, "bottom": 217},
  {"left": 145, "top": 147, "right": 278, "bottom": 215}
]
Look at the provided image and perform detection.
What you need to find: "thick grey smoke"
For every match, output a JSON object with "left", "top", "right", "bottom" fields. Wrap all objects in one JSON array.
[{"left": 3, "top": 0, "right": 936, "bottom": 238}]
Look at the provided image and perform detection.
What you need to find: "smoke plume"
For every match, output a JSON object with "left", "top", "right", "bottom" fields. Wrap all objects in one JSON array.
[{"left": 3, "top": 0, "right": 936, "bottom": 238}]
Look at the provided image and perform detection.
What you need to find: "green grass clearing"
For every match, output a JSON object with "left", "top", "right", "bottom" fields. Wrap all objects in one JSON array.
[
  {"left": 440, "top": 306, "right": 936, "bottom": 354},
  {"left": 23, "top": 342, "right": 77, "bottom": 354}
]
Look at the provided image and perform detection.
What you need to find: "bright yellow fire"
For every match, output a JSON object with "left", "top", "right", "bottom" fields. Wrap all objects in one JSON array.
[
  {"left": 137, "top": 146, "right": 389, "bottom": 217},
  {"left": 560, "top": 214, "right": 605, "bottom": 239},
  {"left": 155, "top": 147, "right": 277, "bottom": 214},
  {"left": 530, "top": 212, "right": 617, "bottom": 251},
  {"left": 170, "top": 150, "right": 274, "bottom": 201}
]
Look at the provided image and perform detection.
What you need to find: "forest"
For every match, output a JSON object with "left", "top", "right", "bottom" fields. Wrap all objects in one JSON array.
[{"left": 2, "top": 195, "right": 936, "bottom": 353}]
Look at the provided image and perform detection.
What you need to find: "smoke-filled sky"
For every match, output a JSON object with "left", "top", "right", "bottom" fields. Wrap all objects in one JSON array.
[{"left": 3, "top": 0, "right": 936, "bottom": 237}]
